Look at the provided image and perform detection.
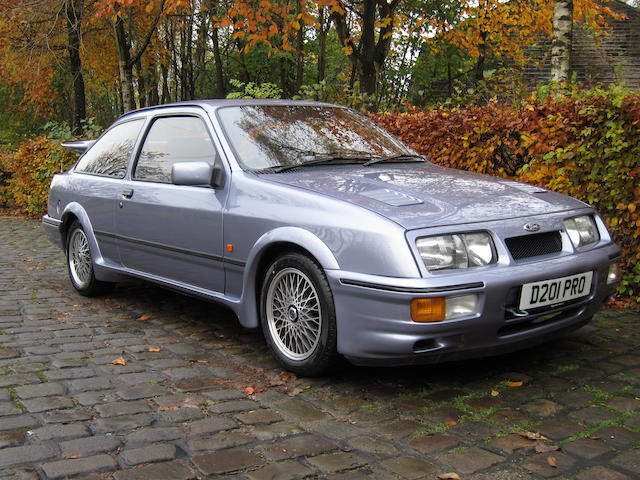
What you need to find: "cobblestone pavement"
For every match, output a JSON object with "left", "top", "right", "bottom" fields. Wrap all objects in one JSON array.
[{"left": 0, "top": 216, "right": 639, "bottom": 480}]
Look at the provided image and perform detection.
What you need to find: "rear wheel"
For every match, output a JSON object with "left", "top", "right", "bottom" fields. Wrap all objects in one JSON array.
[
  {"left": 260, "top": 253, "right": 338, "bottom": 376},
  {"left": 66, "top": 221, "right": 114, "bottom": 296}
]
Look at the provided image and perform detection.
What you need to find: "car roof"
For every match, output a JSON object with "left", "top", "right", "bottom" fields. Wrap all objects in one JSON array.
[{"left": 117, "top": 99, "right": 343, "bottom": 122}]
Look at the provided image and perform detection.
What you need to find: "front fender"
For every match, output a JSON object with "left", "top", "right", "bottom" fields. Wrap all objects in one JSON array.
[{"left": 236, "top": 227, "right": 339, "bottom": 328}]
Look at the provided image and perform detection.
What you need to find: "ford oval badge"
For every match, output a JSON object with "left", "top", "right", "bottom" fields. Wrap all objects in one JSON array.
[{"left": 524, "top": 223, "right": 541, "bottom": 232}]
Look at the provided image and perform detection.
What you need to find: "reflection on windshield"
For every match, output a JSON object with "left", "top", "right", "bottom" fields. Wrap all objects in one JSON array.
[{"left": 218, "top": 105, "right": 415, "bottom": 170}]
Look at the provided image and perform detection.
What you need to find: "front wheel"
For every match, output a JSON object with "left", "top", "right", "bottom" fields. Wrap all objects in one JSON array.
[
  {"left": 260, "top": 253, "right": 338, "bottom": 376},
  {"left": 66, "top": 221, "right": 114, "bottom": 296}
]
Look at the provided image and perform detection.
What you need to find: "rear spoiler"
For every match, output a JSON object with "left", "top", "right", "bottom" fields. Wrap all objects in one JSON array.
[{"left": 61, "top": 139, "right": 96, "bottom": 154}]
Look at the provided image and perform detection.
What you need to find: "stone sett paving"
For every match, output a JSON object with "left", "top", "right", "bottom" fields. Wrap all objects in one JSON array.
[{"left": 0, "top": 215, "right": 639, "bottom": 480}]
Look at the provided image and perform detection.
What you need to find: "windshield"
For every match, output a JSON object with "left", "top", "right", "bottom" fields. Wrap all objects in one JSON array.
[{"left": 217, "top": 105, "right": 417, "bottom": 171}]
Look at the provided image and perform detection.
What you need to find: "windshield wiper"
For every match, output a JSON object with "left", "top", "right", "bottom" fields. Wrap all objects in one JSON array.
[
  {"left": 363, "top": 154, "right": 425, "bottom": 167},
  {"left": 271, "top": 156, "right": 371, "bottom": 173}
]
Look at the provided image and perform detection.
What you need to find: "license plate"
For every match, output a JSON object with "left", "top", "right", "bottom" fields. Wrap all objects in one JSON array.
[{"left": 519, "top": 271, "right": 593, "bottom": 310}]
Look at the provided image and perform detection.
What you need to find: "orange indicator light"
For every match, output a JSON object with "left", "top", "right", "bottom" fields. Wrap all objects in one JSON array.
[
  {"left": 411, "top": 297, "right": 446, "bottom": 322},
  {"left": 226, "top": 244, "right": 234, "bottom": 252}
]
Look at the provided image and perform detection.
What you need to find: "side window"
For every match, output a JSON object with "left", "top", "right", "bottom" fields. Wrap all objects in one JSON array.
[
  {"left": 75, "top": 120, "right": 143, "bottom": 178},
  {"left": 134, "top": 116, "right": 217, "bottom": 183}
]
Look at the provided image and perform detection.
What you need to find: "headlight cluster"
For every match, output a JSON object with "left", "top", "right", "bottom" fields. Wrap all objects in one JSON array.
[
  {"left": 563, "top": 215, "right": 599, "bottom": 249},
  {"left": 416, "top": 232, "right": 496, "bottom": 271}
]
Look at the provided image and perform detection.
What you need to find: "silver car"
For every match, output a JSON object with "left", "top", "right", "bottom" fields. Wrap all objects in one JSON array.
[{"left": 43, "top": 100, "right": 621, "bottom": 375}]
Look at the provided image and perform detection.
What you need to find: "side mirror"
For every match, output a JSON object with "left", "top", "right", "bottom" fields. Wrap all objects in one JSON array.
[
  {"left": 211, "top": 165, "right": 225, "bottom": 188},
  {"left": 172, "top": 161, "right": 215, "bottom": 187}
]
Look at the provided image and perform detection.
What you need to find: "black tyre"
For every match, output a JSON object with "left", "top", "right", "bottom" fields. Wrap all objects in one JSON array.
[
  {"left": 66, "top": 221, "right": 114, "bottom": 296},
  {"left": 260, "top": 253, "right": 338, "bottom": 376}
]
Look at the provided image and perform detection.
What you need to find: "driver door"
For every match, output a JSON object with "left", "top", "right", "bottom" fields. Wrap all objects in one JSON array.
[{"left": 114, "top": 111, "right": 226, "bottom": 293}]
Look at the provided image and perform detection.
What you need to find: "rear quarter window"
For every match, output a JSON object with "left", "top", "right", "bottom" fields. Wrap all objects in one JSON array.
[{"left": 75, "top": 119, "right": 143, "bottom": 178}]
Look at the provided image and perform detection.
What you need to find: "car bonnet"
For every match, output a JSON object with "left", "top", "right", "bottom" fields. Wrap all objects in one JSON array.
[{"left": 260, "top": 162, "right": 588, "bottom": 230}]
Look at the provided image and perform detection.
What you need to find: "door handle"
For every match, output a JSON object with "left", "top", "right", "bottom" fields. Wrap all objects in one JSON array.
[{"left": 121, "top": 189, "right": 134, "bottom": 199}]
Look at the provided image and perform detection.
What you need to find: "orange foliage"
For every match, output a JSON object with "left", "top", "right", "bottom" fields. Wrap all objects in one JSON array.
[
  {"left": 0, "top": 1, "right": 63, "bottom": 113},
  {"left": 0, "top": 137, "right": 75, "bottom": 216},
  {"left": 419, "top": 0, "right": 623, "bottom": 64}
]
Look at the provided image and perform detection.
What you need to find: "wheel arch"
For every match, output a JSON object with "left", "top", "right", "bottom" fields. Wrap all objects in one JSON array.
[
  {"left": 59, "top": 204, "right": 99, "bottom": 255},
  {"left": 237, "top": 227, "right": 339, "bottom": 329}
]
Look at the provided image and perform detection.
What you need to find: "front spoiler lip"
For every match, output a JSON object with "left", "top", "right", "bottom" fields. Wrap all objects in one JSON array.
[
  {"left": 339, "top": 279, "right": 484, "bottom": 294},
  {"left": 344, "top": 315, "right": 593, "bottom": 367}
]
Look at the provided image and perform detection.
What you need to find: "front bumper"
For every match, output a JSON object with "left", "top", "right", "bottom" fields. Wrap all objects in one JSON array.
[{"left": 328, "top": 242, "right": 620, "bottom": 366}]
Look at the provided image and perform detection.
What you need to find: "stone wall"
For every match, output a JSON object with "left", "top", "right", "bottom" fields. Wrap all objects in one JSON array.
[{"left": 524, "top": 0, "right": 640, "bottom": 88}]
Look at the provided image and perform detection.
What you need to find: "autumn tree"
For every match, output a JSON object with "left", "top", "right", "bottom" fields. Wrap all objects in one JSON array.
[
  {"left": 0, "top": 0, "right": 89, "bottom": 131},
  {"left": 329, "top": 0, "right": 402, "bottom": 101}
]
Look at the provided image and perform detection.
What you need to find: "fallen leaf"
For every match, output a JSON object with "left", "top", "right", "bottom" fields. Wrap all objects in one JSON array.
[
  {"left": 490, "top": 390, "right": 500, "bottom": 397},
  {"left": 280, "top": 372, "right": 296, "bottom": 382},
  {"left": 589, "top": 436, "right": 601, "bottom": 440},
  {"left": 158, "top": 405, "right": 180, "bottom": 411},
  {"left": 136, "top": 314, "right": 151, "bottom": 321},
  {"left": 111, "top": 357, "right": 126, "bottom": 366},
  {"left": 148, "top": 347, "right": 161, "bottom": 352},
  {"left": 506, "top": 381, "right": 523, "bottom": 387},
  {"left": 438, "top": 473, "right": 462, "bottom": 480},
  {"left": 243, "top": 386, "right": 256, "bottom": 396},
  {"left": 286, "top": 385, "right": 307, "bottom": 397},
  {"left": 268, "top": 374, "right": 285, "bottom": 387},
  {"left": 547, "top": 456, "right": 557, "bottom": 468},
  {"left": 444, "top": 417, "right": 458, "bottom": 426},
  {"left": 517, "top": 431, "right": 549, "bottom": 441},
  {"left": 536, "top": 443, "right": 560, "bottom": 453}
]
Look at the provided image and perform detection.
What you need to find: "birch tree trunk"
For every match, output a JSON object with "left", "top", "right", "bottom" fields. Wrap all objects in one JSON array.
[{"left": 550, "top": 0, "right": 573, "bottom": 83}]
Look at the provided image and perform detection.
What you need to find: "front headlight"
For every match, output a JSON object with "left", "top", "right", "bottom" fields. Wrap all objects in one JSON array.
[
  {"left": 417, "top": 232, "right": 496, "bottom": 271},
  {"left": 563, "top": 215, "right": 599, "bottom": 249}
]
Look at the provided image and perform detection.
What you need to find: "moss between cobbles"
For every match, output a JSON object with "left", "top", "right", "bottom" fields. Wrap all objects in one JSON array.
[
  {"left": 409, "top": 423, "right": 450, "bottom": 438},
  {"left": 549, "top": 364, "right": 581, "bottom": 375},
  {"left": 561, "top": 418, "right": 621, "bottom": 444},
  {"left": 458, "top": 407, "right": 502, "bottom": 425},
  {"left": 7, "top": 388, "right": 27, "bottom": 412},
  {"left": 560, "top": 409, "right": 639, "bottom": 444},
  {"left": 395, "top": 390, "right": 429, "bottom": 401},
  {"left": 581, "top": 385, "right": 634, "bottom": 405},
  {"left": 450, "top": 446, "right": 468, "bottom": 454},
  {"left": 494, "top": 420, "right": 538, "bottom": 437},
  {"left": 30, "top": 370, "right": 47, "bottom": 382}
]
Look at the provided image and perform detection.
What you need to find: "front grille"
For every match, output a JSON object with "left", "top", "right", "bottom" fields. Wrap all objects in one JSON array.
[{"left": 505, "top": 231, "right": 562, "bottom": 260}]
